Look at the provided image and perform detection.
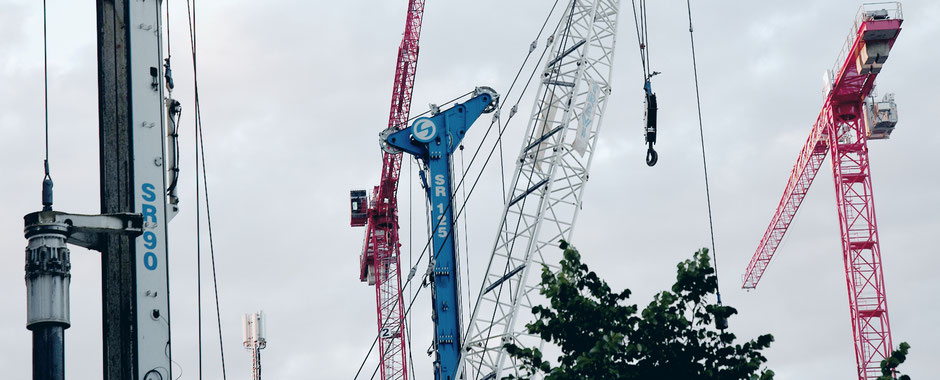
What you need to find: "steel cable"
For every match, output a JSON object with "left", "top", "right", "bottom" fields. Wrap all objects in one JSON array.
[
  {"left": 185, "top": 0, "right": 228, "bottom": 377},
  {"left": 40, "top": 0, "right": 54, "bottom": 211},
  {"left": 686, "top": 0, "right": 723, "bottom": 303}
]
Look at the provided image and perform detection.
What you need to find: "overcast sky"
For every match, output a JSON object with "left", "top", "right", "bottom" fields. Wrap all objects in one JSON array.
[{"left": 1, "top": 0, "right": 938, "bottom": 379}]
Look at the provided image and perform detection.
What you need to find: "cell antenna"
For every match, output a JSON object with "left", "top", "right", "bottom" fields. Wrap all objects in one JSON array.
[{"left": 242, "top": 311, "right": 267, "bottom": 380}]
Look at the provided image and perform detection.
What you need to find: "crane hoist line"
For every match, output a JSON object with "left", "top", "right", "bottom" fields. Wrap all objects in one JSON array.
[{"left": 631, "top": 0, "right": 660, "bottom": 167}]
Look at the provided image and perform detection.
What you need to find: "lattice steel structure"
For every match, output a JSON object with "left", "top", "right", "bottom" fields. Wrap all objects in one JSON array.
[
  {"left": 459, "top": 1, "right": 621, "bottom": 378},
  {"left": 352, "top": 1, "right": 426, "bottom": 379},
  {"left": 742, "top": 4, "right": 903, "bottom": 380}
]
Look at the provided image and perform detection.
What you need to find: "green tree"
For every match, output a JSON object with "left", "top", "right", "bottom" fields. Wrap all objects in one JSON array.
[
  {"left": 504, "top": 242, "right": 774, "bottom": 380},
  {"left": 877, "top": 342, "right": 912, "bottom": 380}
]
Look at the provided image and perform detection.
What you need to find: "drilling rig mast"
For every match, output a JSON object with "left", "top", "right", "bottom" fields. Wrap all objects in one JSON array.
[
  {"left": 383, "top": 89, "right": 498, "bottom": 380},
  {"left": 350, "top": 1, "right": 426, "bottom": 379},
  {"left": 21, "top": 1, "right": 178, "bottom": 379},
  {"left": 741, "top": 4, "right": 903, "bottom": 380}
]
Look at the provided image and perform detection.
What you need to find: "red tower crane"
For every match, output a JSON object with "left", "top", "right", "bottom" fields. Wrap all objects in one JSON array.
[
  {"left": 742, "top": 4, "right": 902, "bottom": 380},
  {"left": 350, "top": 1, "right": 426, "bottom": 379}
]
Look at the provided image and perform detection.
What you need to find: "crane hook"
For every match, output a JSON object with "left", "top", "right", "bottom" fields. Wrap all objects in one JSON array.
[
  {"left": 643, "top": 80, "right": 659, "bottom": 167},
  {"left": 646, "top": 143, "right": 658, "bottom": 167}
]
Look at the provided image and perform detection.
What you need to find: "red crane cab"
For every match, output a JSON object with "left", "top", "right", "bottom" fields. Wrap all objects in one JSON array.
[{"left": 350, "top": 190, "right": 368, "bottom": 227}]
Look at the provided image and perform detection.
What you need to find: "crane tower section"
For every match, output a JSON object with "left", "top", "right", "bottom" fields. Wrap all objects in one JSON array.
[
  {"left": 741, "top": 3, "right": 902, "bottom": 380},
  {"left": 460, "top": 1, "right": 621, "bottom": 378},
  {"left": 350, "top": 1, "right": 426, "bottom": 380}
]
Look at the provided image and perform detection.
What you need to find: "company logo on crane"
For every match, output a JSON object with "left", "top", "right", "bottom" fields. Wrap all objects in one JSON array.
[{"left": 412, "top": 118, "right": 436, "bottom": 143}]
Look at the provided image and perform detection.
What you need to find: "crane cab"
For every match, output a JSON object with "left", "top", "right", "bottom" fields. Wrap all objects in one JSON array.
[
  {"left": 864, "top": 93, "right": 898, "bottom": 140},
  {"left": 350, "top": 190, "right": 368, "bottom": 227}
]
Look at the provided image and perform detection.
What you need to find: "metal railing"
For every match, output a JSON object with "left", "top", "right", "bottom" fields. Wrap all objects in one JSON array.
[{"left": 826, "top": 2, "right": 902, "bottom": 92}]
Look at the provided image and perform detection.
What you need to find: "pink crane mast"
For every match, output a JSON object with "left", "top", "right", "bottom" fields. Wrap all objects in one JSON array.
[
  {"left": 350, "top": 1, "right": 426, "bottom": 379},
  {"left": 741, "top": 4, "right": 903, "bottom": 380}
]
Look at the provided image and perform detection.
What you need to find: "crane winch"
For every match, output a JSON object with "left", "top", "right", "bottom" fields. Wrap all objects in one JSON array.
[{"left": 741, "top": 3, "right": 903, "bottom": 380}]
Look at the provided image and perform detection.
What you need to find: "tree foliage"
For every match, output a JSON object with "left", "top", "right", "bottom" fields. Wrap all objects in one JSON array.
[
  {"left": 877, "top": 341, "right": 912, "bottom": 380},
  {"left": 504, "top": 242, "right": 774, "bottom": 380}
]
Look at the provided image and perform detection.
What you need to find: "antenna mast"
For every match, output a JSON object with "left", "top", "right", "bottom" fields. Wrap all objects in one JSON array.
[{"left": 243, "top": 311, "right": 267, "bottom": 380}]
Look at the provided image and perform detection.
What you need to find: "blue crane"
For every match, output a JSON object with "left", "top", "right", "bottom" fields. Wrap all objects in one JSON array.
[{"left": 383, "top": 87, "right": 497, "bottom": 380}]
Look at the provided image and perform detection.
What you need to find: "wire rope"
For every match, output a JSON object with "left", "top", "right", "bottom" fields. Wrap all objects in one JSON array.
[
  {"left": 40, "top": 0, "right": 54, "bottom": 211},
  {"left": 198, "top": 92, "right": 229, "bottom": 379},
  {"left": 641, "top": 0, "right": 650, "bottom": 72},
  {"left": 451, "top": 153, "right": 465, "bottom": 331},
  {"left": 184, "top": 1, "right": 204, "bottom": 377},
  {"left": 42, "top": 0, "right": 49, "bottom": 164},
  {"left": 630, "top": 0, "right": 651, "bottom": 81},
  {"left": 685, "top": 0, "right": 723, "bottom": 304},
  {"left": 407, "top": 156, "right": 417, "bottom": 380},
  {"left": 194, "top": 75, "right": 203, "bottom": 380},
  {"left": 497, "top": 119, "right": 507, "bottom": 204},
  {"left": 459, "top": 146, "right": 472, "bottom": 325},
  {"left": 165, "top": 0, "right": 172, "bottom": 61},
  {"left": 185, "top": 0, "right": 228, "bottom": 377}
]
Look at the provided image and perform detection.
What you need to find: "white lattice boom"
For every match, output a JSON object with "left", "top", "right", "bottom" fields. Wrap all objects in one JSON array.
[{"left": 459, "top": 0, "right": 621, "bottom": 378}]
